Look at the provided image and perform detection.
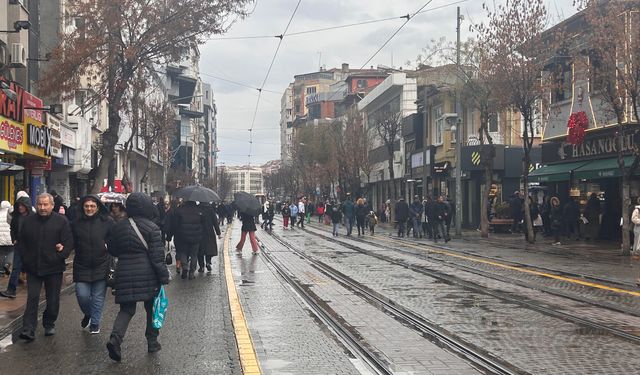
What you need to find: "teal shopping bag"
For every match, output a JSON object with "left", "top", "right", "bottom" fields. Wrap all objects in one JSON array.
[{"left": 152, "top": 286, "right": 168, "bottom": 329}]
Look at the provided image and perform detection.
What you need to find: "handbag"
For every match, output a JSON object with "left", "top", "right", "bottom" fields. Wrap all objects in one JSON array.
[
  {"left": 165, "top": 242, "right": 173, "bottom": 265},
  {"left": 106, "top": 257, "right": 117, "bottom": 288},
  {"left": 533, "top": 214, "right": 543, "bottom": 227},
  {"left": 152, "top": 286, "right": 168, "bottom": 329}
]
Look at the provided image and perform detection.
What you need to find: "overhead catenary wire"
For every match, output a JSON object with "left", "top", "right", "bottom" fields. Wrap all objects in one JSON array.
[{"left": 246, "top": 0, "right": 303, "bottom": 166}]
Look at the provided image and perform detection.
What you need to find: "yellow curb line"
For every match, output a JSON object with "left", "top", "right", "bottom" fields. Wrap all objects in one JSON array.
[
  {"left": 372, "top": 235, "right": 640, "bottom": 298},
  {"left": 223, "top": 223, "right": 262, "bottom": 375}
]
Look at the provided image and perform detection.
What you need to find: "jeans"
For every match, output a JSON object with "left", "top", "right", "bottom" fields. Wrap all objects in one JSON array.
[
  {"left": 177, "top": 242, "right": 200, "bottom": 274},
  {"left": 76, "top": 280, "right": 107, "bottom": 328},
  {"left": 346, "top": 217, "right": 355, "bottom": 236},
  {"left": 332, "top": 223, "right": 340, "bottom": 236},
  {"left": 432, "top": 221, "right": 449, "bottom": 242},
  {"left": 110, "top": 299, "right": 158, "bottom": 345},
  {"left": 7, "top": 246, "right": 22, "bottom": 292},
  {"left": 22, "top": 272, "right": 63, "bottom": 333},
  {"left": 412, "top": 217, "right": 422, "bottom": 237},
  {"left": 356, "top": 216, "right": 366, "bottom": 235},
  {"left": 290, "top": 216, "right": 297, "bottom": 228},
  {"left": 297, "top": 215, "right": 305, "bottom": 228}
]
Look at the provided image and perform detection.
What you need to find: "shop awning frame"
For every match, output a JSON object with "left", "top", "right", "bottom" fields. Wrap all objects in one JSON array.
[
  {"left": 573, "top": 156, "right": 635, "bottom": 180},
  {"left": 528, "top": 161, "right": 590, "bottom": 182}
]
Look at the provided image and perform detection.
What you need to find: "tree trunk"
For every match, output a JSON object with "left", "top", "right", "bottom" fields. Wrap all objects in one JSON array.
[
  {"left": 622, "top": 173, "right": 631, "bottom": 255},
  {"left": 388, "top": 155, "right": 396, "bottom": 221},
  {"left": 480, "top": 164, "right": 492, "bottom": 238},
  {"left": 523, "top": 154, "right": 534, "bottom": 244}
]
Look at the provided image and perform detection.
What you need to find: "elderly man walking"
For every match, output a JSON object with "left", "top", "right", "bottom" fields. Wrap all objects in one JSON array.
[{"left": 18, "top": 193, "right": 74, "bottom": 341}]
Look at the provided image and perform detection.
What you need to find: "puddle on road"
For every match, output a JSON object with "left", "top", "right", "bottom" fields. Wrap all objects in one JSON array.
[{"left": 0, "top": 334, "right": 12, "bottom": 352}]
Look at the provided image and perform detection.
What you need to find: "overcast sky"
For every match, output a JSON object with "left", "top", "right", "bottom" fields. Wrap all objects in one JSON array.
[{"left": 200, "top": 0, "right": 575, "bottom": 167}]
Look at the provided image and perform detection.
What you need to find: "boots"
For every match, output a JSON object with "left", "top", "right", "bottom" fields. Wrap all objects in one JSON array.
[
  {"left": 148, "top": 340, "right": 162, "bottom": 353},
  {"left": 107, "top": 335, "right": 122, "bottom": 362}
]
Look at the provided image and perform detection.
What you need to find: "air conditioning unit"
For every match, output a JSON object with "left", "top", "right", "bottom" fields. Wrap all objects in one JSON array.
[{"left": 10, "top": 43, "right": 26, "bottom": 68}]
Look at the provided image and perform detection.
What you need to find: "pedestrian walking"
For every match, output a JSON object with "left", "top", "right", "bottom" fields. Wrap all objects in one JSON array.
[
  {"left": 216, "top": 202, "right": 227, "bottom": 227},
  {"left": 367, "top": 210, "right": 378, "bottom": 235},
  {"left": 105, "top": 193, "right": 170, "bottom": 362},
  {"left": 343, "top": 194, "right": 355, "bottom": 236},
  {"left": 540, "top": 196, "right": 551, "bottom": 237},
  {"left": 297, "top": 197, "right": 306, "bottom": 228},
  {"left": 410, "top": 196, "right": 424, "bottom": 238},
  {"left": 197, "top": 202, "right": 222, "bottom": 273},
  {"left": 510, "top": 192, "right": 523, "bottom": 233},
  {"left": 281, "top": 201, "right": 291, "bottom": 229},
  {"left": 236, "top": 212, "right": 260, "bottom": 254},
  {"left": 395, "top": 197, "right": 409, "bottom": 238},
  {"left": 584, "top": 193, "right": 602, "bottom": 241},
  {"left": 563, "top": 197, "right": 581, "bottom": 240},
  {"left": 0, "top": 201, "right": 13, "bottom": 276},
  {"left": 550, "top": 197, "right": 563, "bottom": 245},
  {"left": 306, "top": 200, "right": 314, "bottom": 224},
  {"left": 421, "top": 199, "right": 430, "bottom": 239},
  {"left": 0, "top": 194, "right": 33, "bottom": 299},
  {"left": 525, "top": 196, "right": 541, "bottom": 242},
  {"left": 110, "top": 202, "right": 127, "bottom": 222},
  {"left": 289, "top": 201, "right": 298, "bottom": 229},
  {"left": 18, "top": 193, "right": 74, "bottom": 341},
  {"left": 424, "top": 197, "right": 436, "bottom": 239},
  {"left": 316, "top": 201, "right": 325, "bottom": 223},
  {"left": 168, "top": 201, "right": 204, "bottom": 280},
  {"left": 432, "top": 196, "right": 450, "bottom": 243},
  {"left": 330, "top": 202, "right": 342, "bottom": 236},
  {"left": 355, "top": 198, "right": 367, "bottom": 236},
  {"left": 72, "top": 196, "right": 115, "bottom": 334}
]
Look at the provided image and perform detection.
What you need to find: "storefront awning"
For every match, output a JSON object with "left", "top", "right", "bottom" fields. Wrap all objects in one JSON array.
[
  {"left": 528, "top": 161, "right": 589, "bottom": 182},
  {"left": 573, "top": 156, "right": 634, "bottom": 180}
]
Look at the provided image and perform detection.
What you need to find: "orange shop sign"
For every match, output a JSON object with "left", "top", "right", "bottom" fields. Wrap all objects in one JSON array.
[{"left": 0, "top": 117, "right": 24, "bottom": 154}]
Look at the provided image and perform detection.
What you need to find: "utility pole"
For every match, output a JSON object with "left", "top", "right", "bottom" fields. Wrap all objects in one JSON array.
[{"left": 454, "top": 6, "right": 463, "bottom": 237}]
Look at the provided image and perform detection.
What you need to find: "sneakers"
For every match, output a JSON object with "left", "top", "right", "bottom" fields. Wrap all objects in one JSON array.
[
  {"left": 197, "top": 267, "right": 204, "bottom": 273},
  {"left": 0, "top": 289, "right": 16, "bottom": 298},
  {"left": 44, "top": 327, "right": 56, "bottom": 336},
  {"left": 181, "top": 270, "right": 188, "bottom": 279},
  {"left": 89, "top": 325, "right": 100, "bottom": 334},
  {"left": 107, "top": 337, "right": 122, "bottom": 362},
  {"left": 553, "top": 241, "right": 562, "bottom": 245},
  {"left": 81, "top": 315, "right": 91, "bottom": 329}
]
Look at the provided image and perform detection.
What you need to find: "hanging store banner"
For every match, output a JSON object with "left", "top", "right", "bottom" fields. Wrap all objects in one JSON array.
[
  {"left": 45, "top": 113, "right": 63, "bottom": 158},
  {"left": 0, "top": 117, "right": 24, "bottom": 154},
  {"left": 23, "top": 92, "right": 51, "bottom": 158}
]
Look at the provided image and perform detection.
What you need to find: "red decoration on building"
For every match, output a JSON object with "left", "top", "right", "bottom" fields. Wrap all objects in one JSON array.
[{"left": 566, "top": 111, "right": 589, "bottom": 145}]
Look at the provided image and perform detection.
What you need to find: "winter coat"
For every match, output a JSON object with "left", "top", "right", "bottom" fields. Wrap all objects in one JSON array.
[
  {"left": 395, "top": 200, "right": 410, "bottom": 222},
  {"left": 281, "top": 205, "right": 291, "bottom": 218},
  {"left": 290, "top": 204, "right": 298, "bottom": 217},
  {"left": 330, "top": 205, "right": 343, "bottom": 224},
  {"left": 240, "top": 212, "right": 257, "bottom": 232},
  {"left": 7, "top": 190, "right": 32, "bottom": 224},
  {"left": 10, "top": 197, "right": 33, "bottom": 243},
  {"left": 355, "top": 204, "right": 368, "bottom": 219},
  {"left": 563, "top": 200, "right": 580, "bottom": 222},
  {"left": 366, "top": 211, "right": 378, "bottom": 226},
  {"left": 20, "top": 211, "right": 74, "bottom": 277},
  {"left": 510, "top": 196, "right": 523, "bottom": 219},
  {"left": 433, "top": 202, "right": 448, "bottom": 222},
  {"left": 0, "top": 201, "right": 12, "bottom": 246},
  {"left": 107, "top": 193, "right": 169, "bottom": 304},
  {"left": 199, "top": 204, "right": 221, "bottom": 257},
  {"left": 298, "top": 201, "right": 306, "bottom": 215},
  {"left": 550, "top": 204, "right": 563, "bottom": 230},
  {"left": 425, "top": 201, "right": 437, "bottom": 221},
  {"left": 72, "top": 196, "right": 115, "bottom": 283},
  {"left": 410, "top": 201, "right": 423, "bottom": 219},
  {"left": 170, "top": 202, "right": 204, "bottom": 246},
  {"left": 342, "top": 200, "right": 355, "bottom": 219}
]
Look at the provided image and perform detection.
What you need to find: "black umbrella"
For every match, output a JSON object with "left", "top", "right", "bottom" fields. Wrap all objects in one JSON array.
[
  {"left": 233, "top": 191, "right": 262, "bottom": 216},
  {"left": 174, "top": 185, "right": 221, "bottom": 203}
]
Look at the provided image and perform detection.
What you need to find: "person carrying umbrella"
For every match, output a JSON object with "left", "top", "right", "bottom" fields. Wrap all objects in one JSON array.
[
  {"left": 197, "top": 202, "right": 222, "bottom": 273},
  {"left": 168, "top": 201, "right": 204, "bottom": 280},
  {"left": 233, "top": 192, "right": 262, "bottom": 254}
]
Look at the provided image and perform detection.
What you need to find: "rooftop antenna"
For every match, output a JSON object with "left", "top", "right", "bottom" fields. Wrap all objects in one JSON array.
[
  {"left": 391, "top": 50, "right": 394, "bottom": 69},
  {"left": 317, "top": 51, "right": 322, "bottom": 71}
]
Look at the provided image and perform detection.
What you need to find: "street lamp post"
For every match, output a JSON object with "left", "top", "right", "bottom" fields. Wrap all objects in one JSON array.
[{"left": 454, "top": 6, "right": 463, "bottom": 237}]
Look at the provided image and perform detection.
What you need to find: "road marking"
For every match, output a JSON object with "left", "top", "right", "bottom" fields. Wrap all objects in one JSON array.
[
  {"left": 223, "top": 223, "right": 262, "bottom": 375},
  {"left": 370, "top": 235, "right": 640, "bottom": 298}
]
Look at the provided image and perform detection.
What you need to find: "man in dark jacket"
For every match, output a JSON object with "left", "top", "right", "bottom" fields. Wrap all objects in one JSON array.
[
  {"left": 72, "top": 195, "right": 114, "bottom": 334},
  {"left": 168, "top": 201, "right": 204, "bottom": 279},
  {"left": 18, "top": 193, "right": 74, "bottom": 341},
  {"left": 395, "top": 197, "right": 410, "bottom": 237},
  {"left": 563, "top": 197, "right": 581, "bottom": 240},
  {"left": 197, "top": 203, "right": 222, "bottom": 273},
  {"left": 410, "top": 196, "right": 424, "bottom": 238},
  {"left": 342, "top": 194, "right": 355, "bottom": 236},
  {"left": 510, "top": 192, "right": 523, "bottom": 233},
  {"left": 105, "top": 192, "right": 170, "bottom": 361},
  {"left": 432, "top": 195, "right": 450, "bottom": 243}
]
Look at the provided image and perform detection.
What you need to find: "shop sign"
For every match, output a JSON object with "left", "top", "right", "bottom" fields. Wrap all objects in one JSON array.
[
  {"left": 23, "top": 92, "right": 51, "bottom": 158},
  {"left": 60, "top": 125, "right": 76, "bottom": 148},
  {"left": 461, "top": 145, "right": 506, "bottom": 171},
  {"left": 0, "top": 77, "right": 25, "bottom": 123},
  {"left": 542, "top": 130, "right": 638, "bottom": 163},
  {"left": 411, "top": 152, "right": 423, "bottom": 168},
  {"left": 0, "top": 118, "right": 24, "bottom": 154},
  {"left": 26, "top": 159, "right": 52, "bottom": 171},
  {"left": 45, "top": 113, "right": 63, "bottom": 158}
]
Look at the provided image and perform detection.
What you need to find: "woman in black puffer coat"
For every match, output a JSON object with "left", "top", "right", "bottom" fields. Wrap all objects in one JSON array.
[
  {"left": 72, "top": 195, "right": 114, "bottom": 333},
  {"left": 105, "top": 193, "right": 170, "bottom": 362}
]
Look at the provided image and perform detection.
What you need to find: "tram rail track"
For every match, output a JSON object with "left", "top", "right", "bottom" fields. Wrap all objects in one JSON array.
[
  {"left": 263, "top": 230, "right": 527, "bottom": 375},
  {"left": 291, "top": 222, "right": 640, "bottom": 345}
]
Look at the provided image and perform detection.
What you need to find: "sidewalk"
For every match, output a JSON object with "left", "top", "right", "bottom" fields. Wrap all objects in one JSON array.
[
  {"left": 305, "top": 218, "right": 640, "bottom": 288},
  {"left": 0, "top": 262, "right": 74, "bottom": 339}
]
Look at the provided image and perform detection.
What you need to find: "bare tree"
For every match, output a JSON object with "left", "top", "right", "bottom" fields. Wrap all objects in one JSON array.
[
  {"left": 372, "top": 110, "right": 404, "bottom": 216},
  {"left": 573, "top": 0, "right": 640, "bottom": 255},
  {"left": 216, "top": 168, "right": 233, "bottom": 202},
  {"left": 38, "top": 0, "right": 252, "bottom": 193},
  {"left": 478, "top": 0, "right": 552, "bottom": 243}
]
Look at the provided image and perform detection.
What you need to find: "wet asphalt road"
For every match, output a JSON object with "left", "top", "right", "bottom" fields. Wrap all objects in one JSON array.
[{"left": 0, "top": 255, "right": 239, "bottom": 375}]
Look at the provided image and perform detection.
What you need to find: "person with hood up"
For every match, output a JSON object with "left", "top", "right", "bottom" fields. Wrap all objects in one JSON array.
[
  {"left": 105, "top": 193, "right": 170, "bottom": 362},
  {"left": 395, "top": 197, "right": 410, "bottom": 238},
  {"left": 0, "top": 201, "right": 13, "bottom": 275},
  {"left": 110, "top": 203, "right": 127, "bottom": 223},
  {"left": 72, "top": 196, "right": 115, "bottom": 334},
  {"left": 355, "top": 198, "right": 368, "bottom": 236},
  {"left": 0, "top": 194, "right": 33, "bottom": 298}
]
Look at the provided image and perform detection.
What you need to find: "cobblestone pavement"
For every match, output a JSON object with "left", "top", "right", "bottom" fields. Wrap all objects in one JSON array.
[
  {"left": 304, "top": 220, "right": 640, "bottom": 315},
  {"left": 228, "top": 223, "right": 366, "bottom": 375},
  {"left": 272, "top": 221, "right": 640, "bottom": 374},
  {"left": 245, "top": 225, "right": 482, "bottom": 375},
  {"left": 0, "top": 253, "right": 239, "bottom": 375}
]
